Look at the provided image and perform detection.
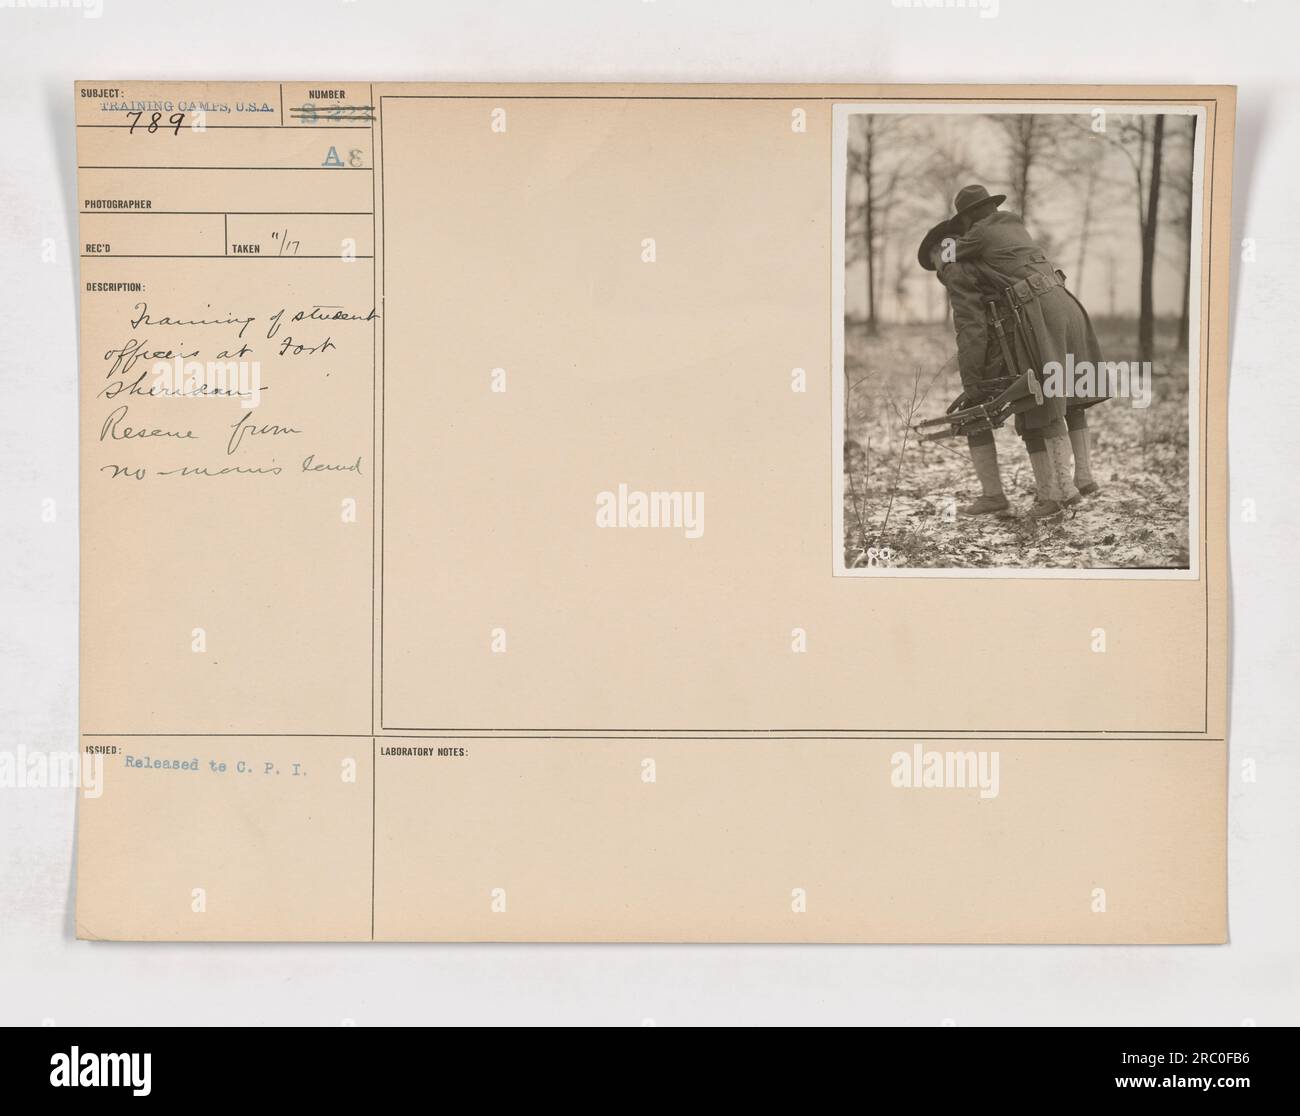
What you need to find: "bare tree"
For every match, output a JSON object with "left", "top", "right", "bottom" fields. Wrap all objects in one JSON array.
[
  {"left": 1138, "top": 115, "right": 1165, "bottom": 362},
  {"left": 1164, "top": 115, "right": 1198, "bottom": 353},
  {"left": 891, "top": 236, "right": 915, "bottom": 323},
  {"left": 919, "top": 139, "right": 979, "bottom": 224},
  {"left": 992, "top": 114, "right": 1057, "bottom": 224},
  {"left": 1079, "top": 114, "right": 1167, "bottom": 361},
  {"left": 1046, "top": 118, "right": 1113, "bottom": 290},
  {"left": 846, "top": 116, "right": 914, "bottom": 334}
]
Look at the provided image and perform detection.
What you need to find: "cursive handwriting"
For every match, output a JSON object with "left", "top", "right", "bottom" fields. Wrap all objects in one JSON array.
[
  {"left": 157, "top": 463, "right": 284, "bottom": 477},
  {"left": 130, "top": 302, "right": 255, "bottom": 340},
  {"left": 100, "top": 463, "right": 147, "bottom": 480},
  {"left": 102, "top": 337, "right": 200, "bottom": 380},
  {"left": 267, "top": 305, "right": 377, "bottom": 339},
  {"left": 302, "top": 454, "right": 362, "bottom": 474},
  {"left": 227, "top": 412, "right": 302, "bottom": 455},
  {"left": 100, "top": 370, "right": 267, "bottom": 402},
  {"left": 100, "top": 404, "right": 196, "bottom": 443}
]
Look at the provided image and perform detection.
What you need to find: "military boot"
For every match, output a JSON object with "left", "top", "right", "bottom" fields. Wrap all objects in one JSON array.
[
  {"left": 959, "top": 440, "right": 1010, "bottom": 516},
  {"left": 1047, "top": 434, "right": 1080, "bottom": 508},
  {"left": 1067, "top": 414, "right": 1101, "bottom": 498},
  {"left": 1026, "top": 444, "right": 1064, "bottom": 519},
  {"left": 960, "top": 494, "right": 1010, "bottom": 516}
]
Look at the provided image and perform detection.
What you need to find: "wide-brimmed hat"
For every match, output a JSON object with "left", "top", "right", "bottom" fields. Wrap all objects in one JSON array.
[
  {"left": 952, "top": 183, "right": 1006, "bottom": 219},
  {"left": 917, "top": 216, "right": 960, "bottom": 272}
]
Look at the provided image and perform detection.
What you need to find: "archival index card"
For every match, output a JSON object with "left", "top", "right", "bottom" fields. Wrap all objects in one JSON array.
[{"left": 76, "top": 83, "right": 1232, "bottom": 942}]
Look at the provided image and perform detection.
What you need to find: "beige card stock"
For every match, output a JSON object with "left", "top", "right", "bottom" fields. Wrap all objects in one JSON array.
[{"left": 76, "top": 83, "right": 1232, "bottom": 942}]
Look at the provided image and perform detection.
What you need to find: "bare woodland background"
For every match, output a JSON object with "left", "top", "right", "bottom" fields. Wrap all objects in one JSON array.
[{"left": 843, "top": 112, "right": 1197, "bottom": 570}]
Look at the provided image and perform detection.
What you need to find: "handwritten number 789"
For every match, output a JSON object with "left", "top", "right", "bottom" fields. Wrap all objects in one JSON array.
[{"left": 127, "top": 111, "right": 185, "bottom": 136}]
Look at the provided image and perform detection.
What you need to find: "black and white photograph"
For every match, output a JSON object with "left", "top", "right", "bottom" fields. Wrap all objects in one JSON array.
[{"left": 833, "top": 104, "right": 1204, "bottom": 576}]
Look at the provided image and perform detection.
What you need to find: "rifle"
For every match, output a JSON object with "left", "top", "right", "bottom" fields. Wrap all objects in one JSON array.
[
  {"left": 988, "top": 299, "right": 1021, "bottom": 385},
  {"left": 1006, "top": 286, "right": 1047, "bottom": 374},
  {"left": 912, "top": 367, "right": 1045, "bottom": 441},
  {"left": 914, "top": 278, "right": 1053, "bottom": 441}
]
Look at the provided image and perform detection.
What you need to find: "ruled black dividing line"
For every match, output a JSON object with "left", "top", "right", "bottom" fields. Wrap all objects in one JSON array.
[
  {"left": 78, "top": 165, "right": 373, "bottom": 171},
  {"left": 81, "top": 732, "right": 1227, "bottom": 742},
  {"left": 79, "top": 254, "right": 375, "bottom": 260},
  {"left": 369, "top": 82, "right": 379, "bottom": 944},
  {"left": 76, "top": 124, "right": 374, "bottom": 130},
  {"left": 78, "top": 210, "right": 375, "bottom": 215}
]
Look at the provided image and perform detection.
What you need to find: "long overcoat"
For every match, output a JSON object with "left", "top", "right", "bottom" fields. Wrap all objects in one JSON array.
[{"left": 941, "top": 210, "right": 1108, "bottom": 433}]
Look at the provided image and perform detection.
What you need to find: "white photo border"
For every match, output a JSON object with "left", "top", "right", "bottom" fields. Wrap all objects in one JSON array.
[{"left": 830, "top": 101, "right": 1206, "bottom": 580}]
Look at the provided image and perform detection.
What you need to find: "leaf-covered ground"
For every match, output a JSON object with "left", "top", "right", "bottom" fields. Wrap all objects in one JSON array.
[{"left": 843, "top": 321, "right": 1191, "bottom": 571}]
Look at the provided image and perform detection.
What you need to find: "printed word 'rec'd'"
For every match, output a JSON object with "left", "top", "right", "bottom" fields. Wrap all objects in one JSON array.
[{"left": 595, "top": 484, "right": 705, "bottom": 539}]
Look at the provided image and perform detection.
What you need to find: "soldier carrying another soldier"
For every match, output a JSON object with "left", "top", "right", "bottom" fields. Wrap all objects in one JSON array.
[{"left": 917, "top": 184, "right": 1109, "bottom": 519}]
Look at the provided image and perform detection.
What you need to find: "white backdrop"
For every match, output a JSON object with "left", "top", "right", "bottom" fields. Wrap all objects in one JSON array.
[{"left": 1, "top": 0, "right": 1295, "bottom": 1026}]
